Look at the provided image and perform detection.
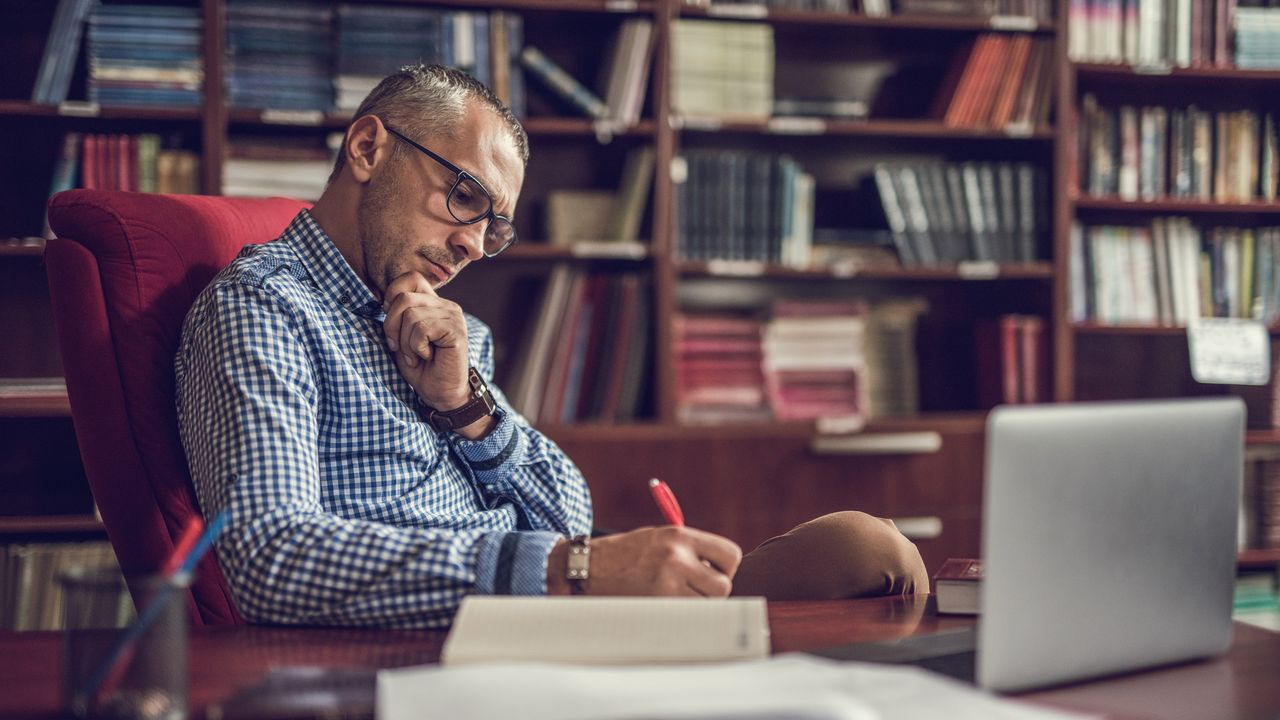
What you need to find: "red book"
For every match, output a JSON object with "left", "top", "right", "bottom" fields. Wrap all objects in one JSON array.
[
  {"left": 989, "top": 35, "right": 1033, "bottom": 129},
  {"left": 975, "top": 315, "right": 1021, "bottom": 409},
  {"left": 81, "top": 135, "right": 97, "bottom": 190},
  {"left": 1018, "top": 315, "right": 1046, "bottom": 404},
  {"left": 933, "top": 558, "right": 982, "bottom": 615},
  {"left": 944, "top": 36, "right": 990, "bottom": 127},
  {"left": 966, "top": 35, "right": 1010, "bottom": 128}
]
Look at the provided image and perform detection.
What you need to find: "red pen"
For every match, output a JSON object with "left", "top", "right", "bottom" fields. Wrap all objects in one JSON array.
[{"left": 648, "top": 478, "right": 685, "bottom": 526}]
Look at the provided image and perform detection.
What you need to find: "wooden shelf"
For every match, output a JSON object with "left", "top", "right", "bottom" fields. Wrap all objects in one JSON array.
[
  {"left": 406, "top": 0, "right": 656, "bottom": 12},
  {"left": 1073, "top": 322, "right": 1280, "bottom": 336},
  {"left": 0, "top": 242, "right": 44, "bottom": 257},
  {"left": 227, "top": 109, "right": 656, "bottom": 137},
  {"left": 679, "top": 260, "right": 1054, "bottom": 281},
  {"left": 0, "top": 385, "right": 70, "bottom": 417},
  {"left": 1239, "top": 549, "right": 1280, "bottom": 570},
  {"left": 1247, "top": 430, "right": 1280, "bottom": 446},
  {"left": 0, "top": 515, "right": 104, "bottom": 535},
  {"left": 1074, "top": 196, "right": 1280, "bottom": 214},
  {"left": 677, "top": 117, "right": 1054, "bottom": 141},
  {"left": 1075, "top": 62, "right": 1280, "bottom": 83},
  {"left": 1071, "top": 323, "right": 1187, "bottom": 336},
  {"left": 681, "top": 6, "right": 1055, "bottom": 33},
  {"left": 0, "top": 99, "right": 201, "bottom": 121},
  {"left": 500, "top": 242, "right": 649, "bottom": 261}
]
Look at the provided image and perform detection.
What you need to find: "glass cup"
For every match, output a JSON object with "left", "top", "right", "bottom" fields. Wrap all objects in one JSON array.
[{"left": 60, "top": 566, "right": 188, "bottom": 720}]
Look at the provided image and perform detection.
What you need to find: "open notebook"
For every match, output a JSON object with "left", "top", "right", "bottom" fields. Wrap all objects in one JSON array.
[{"left": 440, "top": 596, "right": 770, "bottom": 666}]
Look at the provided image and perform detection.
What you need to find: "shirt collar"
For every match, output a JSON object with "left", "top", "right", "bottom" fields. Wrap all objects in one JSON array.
[{"left": 284, "top": 209, "right": 384, "bottom": 319}]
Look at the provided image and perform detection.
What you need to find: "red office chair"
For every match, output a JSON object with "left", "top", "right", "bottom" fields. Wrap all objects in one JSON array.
[{"left": 45, "top": 189, "right": 308, "bottom": 626}]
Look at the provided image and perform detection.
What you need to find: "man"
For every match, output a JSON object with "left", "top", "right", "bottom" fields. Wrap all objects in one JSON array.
[{"left": 176, "top": 65, "right": 926, "bottom": 628}]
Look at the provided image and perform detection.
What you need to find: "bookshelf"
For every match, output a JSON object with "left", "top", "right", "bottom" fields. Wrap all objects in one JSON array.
[{"left": 3, "top": 0, "right": 1276, "bottom": 588}]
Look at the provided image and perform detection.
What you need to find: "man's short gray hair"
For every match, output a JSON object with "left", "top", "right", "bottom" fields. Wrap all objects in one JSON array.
[{"left": 328, "top": 64, "right": 529, "bottom": 184}]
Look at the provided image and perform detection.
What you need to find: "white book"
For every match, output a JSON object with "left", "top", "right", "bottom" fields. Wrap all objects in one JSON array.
[
  {"left": 440, "top": 596, "right": 770, "bottom": 666},
  {"left": 1070, "top": 222, "right": 1089, "bottom": 322}
]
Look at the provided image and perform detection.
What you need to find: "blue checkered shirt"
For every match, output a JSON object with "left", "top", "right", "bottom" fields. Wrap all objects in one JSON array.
[{"left": 175, "top": 210, "right": 593, "bottom": 628}]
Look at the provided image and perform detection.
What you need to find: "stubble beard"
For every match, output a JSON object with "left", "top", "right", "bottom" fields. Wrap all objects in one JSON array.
[{"left": 357, "top": 163, "right": 460, "bottom": 295}]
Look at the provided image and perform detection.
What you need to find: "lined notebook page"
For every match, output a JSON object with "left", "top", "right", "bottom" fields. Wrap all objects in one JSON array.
[{"left": 440, "top": 596, "right": 770, "bottom": 665}]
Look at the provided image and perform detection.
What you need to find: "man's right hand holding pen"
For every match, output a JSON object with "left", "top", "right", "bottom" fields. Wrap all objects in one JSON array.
[{"left": 545, "top": 478, "right": 741, "bottom": 597}]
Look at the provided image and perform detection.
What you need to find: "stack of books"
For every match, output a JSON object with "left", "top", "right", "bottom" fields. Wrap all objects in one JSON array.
[
  {"left": 222, "top": 135, "right": 339, "bottom": 201},
  {"left": 762, "top": 300, "right": 866, "bottom": 422},
  {"left": 670, "top": 20, "right": 773, "bottom": 122},
  {"left": 674, "top": 313, "right": 770, "bottom": 425},
  {"left": 1235, "top": 9, "right": 1280, "bottom": 69},
  {"left": 518, "top": 18, "right": 654, "bottom": 129},
  {"left": 935, "top": 34, "right": 1054, "bottom": 132},
  {"left": 45, "top": 133, "right": 199, "bottom": 199},
  {"left": 1077, "top": 95, "right": 1279, "bottom": 203},
  {"left": 31, "top": 0, "right": 96, "bottom": 105},
  {"left": 507, "top": 268, "right": 649, "bottom": 425},
  {"left": 544, "top": 147, "right": 654, "bottom": 246},
  {"left": 933, "top": 558, "right": 982, "bottom": 615},
  {"left": 335, "top": 4, "right": 483, "bottom": 111},
  {"left": 86, "top": 4, "right": 202, "bottom": 108},
  {"left": 863, "top": 298, "right": 928, "bottom": 417},
  {"left": 975, "top": 313, "right": 1047, "bottom": 409},
  {"left": 1070, "top": 220, "right": 1280, "bottom": 326},
  {"left": 872, "top": 161, "right": 1046, "bottom": 266},
  {"left": 0, "top": 541, "right": 131, "bottom": 631},
  {"left": 1069, "top": 0, "right": 1237, "bottom": 67},
  {"left": 676, "top": 150, "right": 814, "bottom": 265},
  {"left": 226, "top": 1, "right": 333, "bottom": 111}
]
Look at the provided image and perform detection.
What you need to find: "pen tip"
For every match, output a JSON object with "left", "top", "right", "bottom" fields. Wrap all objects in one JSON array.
[{"left": 648, "top": 478, "right": 660, "bottom": 487}]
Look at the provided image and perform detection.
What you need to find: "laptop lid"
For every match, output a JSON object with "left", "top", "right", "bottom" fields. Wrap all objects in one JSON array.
[{"left": 977, "top": 398, "right": 1243, "bottom": 692}]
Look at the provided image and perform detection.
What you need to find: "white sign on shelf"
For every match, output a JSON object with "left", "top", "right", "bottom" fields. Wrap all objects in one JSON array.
[
  {"left": 766, "top": 117, "right": 826, "bottom": 135},
  {"left": 1187, "top": 318, "right": 1271, "bottom": 385},
  {"left": 57, "top": 101, "right": 100, "bottom": 117},
  {"left": 707, "top": 2, "right": 769, "bottom": 17},
  {"left": 261, "top": 109, "right": 324, "bottom": 125},
  {"left": 956, "top": 261, "right": 1000, "bottom": 279},
  {"left": 989, "top": 15, "right": 1037, "bottom": 31}
]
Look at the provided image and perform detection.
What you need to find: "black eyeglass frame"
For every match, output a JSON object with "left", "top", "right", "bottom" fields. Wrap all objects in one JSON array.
[{"left": 384, "top": 125, "right": 518, "bottom": 257}]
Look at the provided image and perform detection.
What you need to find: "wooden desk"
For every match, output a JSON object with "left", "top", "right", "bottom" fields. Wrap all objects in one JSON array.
[{"left": 2, "top": 596, "right": 1277, "bottom": 720}]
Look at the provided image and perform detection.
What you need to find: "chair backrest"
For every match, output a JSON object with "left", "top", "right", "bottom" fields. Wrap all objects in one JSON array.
[{"left": 45, "top": 189, "right": 308, "bottom": 626}]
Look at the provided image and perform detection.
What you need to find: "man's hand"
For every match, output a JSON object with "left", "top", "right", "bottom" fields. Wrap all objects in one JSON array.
[
  {"left": 547, "top": 526, "right": 743, "bottom": 597},
  {"left": 382, "top": 271, "right": 471, "bottom": 412}
]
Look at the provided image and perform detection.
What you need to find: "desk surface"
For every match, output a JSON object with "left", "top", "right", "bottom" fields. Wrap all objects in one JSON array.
[{"left": 2, "top": 595, "right": 1278, "bottom": 720}]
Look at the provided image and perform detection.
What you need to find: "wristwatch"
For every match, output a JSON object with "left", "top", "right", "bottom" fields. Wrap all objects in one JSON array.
[
  {"left": 566, "top": 534, "right": 590, "bottom": 595},
  {"left": 422, "top": 367, "right": 498, "bottom": 433}
]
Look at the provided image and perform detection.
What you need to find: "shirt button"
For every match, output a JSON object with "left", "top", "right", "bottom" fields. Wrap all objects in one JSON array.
[{"left": 339, "top": 294, "right": 350, "bottom": 305}]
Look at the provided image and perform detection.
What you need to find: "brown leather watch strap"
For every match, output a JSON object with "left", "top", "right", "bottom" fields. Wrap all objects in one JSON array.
[{"left": 423, "top": 367, "right": 497, "bottom": 432}]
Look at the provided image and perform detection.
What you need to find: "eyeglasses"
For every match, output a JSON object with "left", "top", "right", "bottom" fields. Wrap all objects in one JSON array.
[{"left": 384, "top": 125, "right": 518, "bottom": 257}]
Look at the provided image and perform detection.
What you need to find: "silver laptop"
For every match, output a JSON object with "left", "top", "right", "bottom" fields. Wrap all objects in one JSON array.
[
  {"left": 811, "top": 398, "right": 1243, "bottom": 692},
  {"left": 978, "top": 397, "right": 1243, "bottom": 691}
]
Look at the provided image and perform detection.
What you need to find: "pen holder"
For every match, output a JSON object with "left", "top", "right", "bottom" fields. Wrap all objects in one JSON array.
[{"left": 60, "top": 567, "right": 189, "bottom": 720}]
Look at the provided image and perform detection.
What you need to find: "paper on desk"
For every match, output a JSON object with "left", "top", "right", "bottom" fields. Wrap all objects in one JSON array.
[
  {"left": 377, "top": 654, "right": 1096, "bottom": 720},
  {"left": 440, "top": 596, "right": 770, "bottom": 665}
]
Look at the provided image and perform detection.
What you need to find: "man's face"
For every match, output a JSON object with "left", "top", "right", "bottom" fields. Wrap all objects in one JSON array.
[{"left": 356, "top": 105, "right": 524, "bottom": 297}]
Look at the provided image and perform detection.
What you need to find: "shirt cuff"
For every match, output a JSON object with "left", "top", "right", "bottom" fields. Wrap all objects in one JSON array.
[
  {"left": 450, "top": 407, "right": 525, "bottom": 479},
  {"left": 473, "top": 530, "right": 561, "bottom": 595}
]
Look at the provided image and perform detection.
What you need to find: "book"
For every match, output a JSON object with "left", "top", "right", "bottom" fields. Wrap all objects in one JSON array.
[
  {"left": 606, "top": 146, "right": 655, "bottom": 244},
  {"left": 544, "top": 190, "right": 616, "bottom": 245},
  {"left": 519, "top": 45, "right": 607, "bottom": 119},
  {"left": 933, "top": 557, "right": 982, "bottom": 615},
  {"left": 440, "top": 596, "right": 770, "bottom": 666}
]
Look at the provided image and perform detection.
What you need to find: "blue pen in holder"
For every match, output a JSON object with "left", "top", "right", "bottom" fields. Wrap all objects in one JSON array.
[{"left": 60, "top": 567, "right": 190, "bottom": 720}]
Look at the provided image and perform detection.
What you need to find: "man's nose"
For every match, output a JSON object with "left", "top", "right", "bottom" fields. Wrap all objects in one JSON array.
[{"left": 449, "top": 221, "right": 486, "bottom": 262}]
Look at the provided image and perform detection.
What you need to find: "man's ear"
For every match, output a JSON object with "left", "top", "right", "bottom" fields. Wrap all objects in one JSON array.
[{"left": 344, "top": 115, "right": 386, "bottom": 184}]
